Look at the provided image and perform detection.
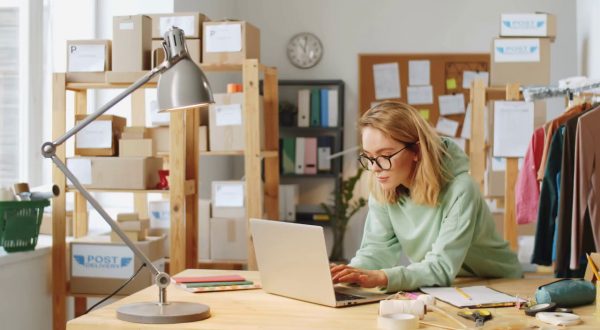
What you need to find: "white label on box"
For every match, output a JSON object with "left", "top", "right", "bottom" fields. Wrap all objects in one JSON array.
[
  {"left": 68, "top": 44, "right": 105, "bottom": 72},
  {"left": 119, "top": 22, "right": 134, "bottom": 30},
  {"left": 146, "top": 89, "right": 169, "bottom": 126},
  {"left": 72, "top": 244, "right": 134, "bottom": 279},
  {"left": 215, "top": 104, "right": 243, "bottom": 126},
  {"left": 76, "top": 120, "right": 112, "bottom": 149},
  {"left": 462, "top": 71, "right": 489, "bottom": 89},
  {"left": 205, "top": 23, "right": 242, "bottom": 52},
  {"left": 67, "top": 158, "right": 92, "bottom": 185},
  {"left": 501, "top": 14, "right": 548, "bottom": 36},
  {"left": 439, "top": 94, "right": 465, "bottom": 115},
  {"left": 407, "top": 85, "right": 433, "bottom": 105},
  {"left": 214, "top": 183, "right": 244, "bottom": 207},
  {"left": 160, "top": 16, "right": 195, "bottom": 37},
  {"left": 493, "top": 101, "right": 534, "bottom": 157},
  {"left": 494, "top": 39, "right": 541, "bottom": 63}
]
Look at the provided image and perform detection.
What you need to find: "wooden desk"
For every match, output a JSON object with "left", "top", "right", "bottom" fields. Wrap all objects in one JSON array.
[{"left": 67, "top": 269, "right": 600, "bottom": 329}]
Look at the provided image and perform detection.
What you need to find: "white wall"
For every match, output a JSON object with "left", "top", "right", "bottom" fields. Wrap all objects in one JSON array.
[{"left": 577, "top": 0, "right": 600, "bottom": 78}]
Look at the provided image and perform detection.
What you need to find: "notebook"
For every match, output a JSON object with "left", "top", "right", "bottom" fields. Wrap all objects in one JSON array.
[{"left": 420, "top": 285, "right": 527, "bottom": 308}]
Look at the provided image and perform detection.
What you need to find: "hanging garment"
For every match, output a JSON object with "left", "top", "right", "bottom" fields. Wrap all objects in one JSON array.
[{"left": 515, "top": 127, "right": 545, "bottom": 225}]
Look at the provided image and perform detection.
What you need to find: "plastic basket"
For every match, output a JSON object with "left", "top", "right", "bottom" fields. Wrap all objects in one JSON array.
[{"left": 0, "top": 199, "right": 50, "bottom": 252}]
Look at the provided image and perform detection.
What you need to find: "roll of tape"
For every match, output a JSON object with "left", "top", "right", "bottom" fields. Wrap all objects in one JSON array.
[
  {"left": 13, "top": 182, "right": 30, "bottom": 194},
  {"left": 379, "top": 300, "right": 425, "bottom": 319},
  {"left": 524, "top": 302, "right": 556, "bottom": 316},
  {"left": 377, "top": 313, "right": 418, "bottom": 330},
  {"left": 535, "top": 312, "right": 581, "bottom": 326},
  {"left": 416, "top": 294, "right": 436, "bottom": 307}
]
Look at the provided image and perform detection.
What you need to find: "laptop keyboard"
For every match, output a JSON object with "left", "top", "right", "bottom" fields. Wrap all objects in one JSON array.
[{"left": 335, "top": 291, "right": 364, "bottom": 301}]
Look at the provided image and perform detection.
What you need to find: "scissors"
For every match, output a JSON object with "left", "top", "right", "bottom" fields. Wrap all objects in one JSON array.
[{"left": 457, "top": 309, "right": 492, "bottom": 327}]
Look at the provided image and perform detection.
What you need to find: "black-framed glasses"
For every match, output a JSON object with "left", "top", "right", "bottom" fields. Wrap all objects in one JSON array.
[{"left": 358, "top": 144, "right": 413, "bottom": 171}]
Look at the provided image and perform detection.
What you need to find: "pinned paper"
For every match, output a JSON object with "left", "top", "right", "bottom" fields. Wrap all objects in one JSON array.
[
  {"left": 373, "top": 63, "right": 401, "bottom": 100},
  {"left": 215, "top": 104, "right": 243, "bottom": 126},
  {"left": 493, "top": 101, "right": 534, "bottom": 157},
  {"left": 461, "top": 104, "right": 472, "bottom": 139},
  {"left": 463, "top": 71, "right": 489, "bottom": 89},
  {"left": 66, "top": 158, "right": 92, "bottom": 185},
  {"left": 407, "top": 86, "right": 433, "bottom": 105},
  {"left": 419, "top": 110, "right": 430, "bottom": 120},
  {"left": 160, "top": 16, "right": 195, "bottom": 36},
  {"left": 446, "top": 78, "right": 457, "bottom": 90},
  {"left": 435, "top": 117, "right": 459, "bottom": 137},
  {"left": 205, "top": 23, "right": 242, "bottom": 52},
  {"left": 75, "top": 120, "right": 112, "bottom": 149},
  {"left": 409, "top": 60, "right": 430, "bottom": 86},
  {"left": 439, "top": 94, "right": 466, "bottom": 115},
  {"left": 214, "top": 183, "right": 244, "bottom": 208},
  {"left": 68, "top": 44, "right": 106, "bottom": 72}
]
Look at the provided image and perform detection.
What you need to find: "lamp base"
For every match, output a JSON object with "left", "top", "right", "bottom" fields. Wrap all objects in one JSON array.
[{"left": 116, "top": 302, "right": 210, "bottom": 324}]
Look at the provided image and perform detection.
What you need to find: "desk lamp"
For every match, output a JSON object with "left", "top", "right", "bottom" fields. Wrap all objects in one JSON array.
[{"left": 42, "top": 27, "right": 213, "bottom": 324}]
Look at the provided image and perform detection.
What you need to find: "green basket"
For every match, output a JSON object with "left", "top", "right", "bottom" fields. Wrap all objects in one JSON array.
[{"left": 0, "top": 199, "right": 50, "bottom": 252}]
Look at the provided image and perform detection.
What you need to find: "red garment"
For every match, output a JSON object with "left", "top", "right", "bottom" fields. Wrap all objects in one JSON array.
[{"left": 515, "top": 127, "right": 545, "bottom": 224}]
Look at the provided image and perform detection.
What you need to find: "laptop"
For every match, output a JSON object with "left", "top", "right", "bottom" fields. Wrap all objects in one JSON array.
[{"left": 250, "top": 218, "right": 388, "bottom": 307}]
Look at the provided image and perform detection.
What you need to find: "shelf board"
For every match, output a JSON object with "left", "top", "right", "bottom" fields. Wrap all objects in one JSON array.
[
  {"left": 66, "top": 187, "right": 169, "bottom": 194},
  {"left": 199, "top": 150, "right": 278, "bottom": 158},
  {"left": 280, "top": 126, "right": 342, "bottom": 133},
  {"left": 281, "top": 173, "right": 337, "bottom": 179}
]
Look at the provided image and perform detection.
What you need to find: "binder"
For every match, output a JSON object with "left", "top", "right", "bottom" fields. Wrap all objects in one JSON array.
[
  {"left": 297, "top": 89, "right": 310, "bottom": 127},
  {"left": 295, "top": 137, "right": 305, "bottom": 174},
  {"left": 304, "top": 137, "right": 317, "bottom": 174},
  {"left": 317, "top": 136, "right": 334, "bottom": 172},
  {"left": 320, "top": 89, "right": 329, "bottom": 127},
  {"left": 310, "top": 88, "right": 321, "bottom": 127},
  {"left": 279, "top": 184, "right": 298, "bottom": 221},
  {"left": 328, "top": 89, "right": 338, "bottom": 127},
  {"left": 281, "top": 138, "right": 296, "bottom": 174}
]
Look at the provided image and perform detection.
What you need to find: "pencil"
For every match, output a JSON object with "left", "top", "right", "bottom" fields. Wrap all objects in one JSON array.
[
  {"left": 455, "top": 287, "right": 472, "bottom": 300},
  {"left": 586, "top": 253, "right": 600, "bottom": 281}
]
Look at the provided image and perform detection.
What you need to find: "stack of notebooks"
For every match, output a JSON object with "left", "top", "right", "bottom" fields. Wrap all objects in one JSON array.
[{"left": 173, "top": 274, "right": 261, "bottom": 293}]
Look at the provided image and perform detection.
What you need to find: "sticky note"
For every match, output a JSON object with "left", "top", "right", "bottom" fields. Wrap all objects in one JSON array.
[
  {"left": 419, "top": 110, "right": 430, "bottom": 120},
  {"left": 446, "top": 78, "right": 457, "bottom": 90}
]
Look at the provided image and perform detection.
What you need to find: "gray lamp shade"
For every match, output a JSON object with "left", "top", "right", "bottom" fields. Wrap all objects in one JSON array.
[{"left": 157, "top": 58, "right": 214, "bottom": 111}]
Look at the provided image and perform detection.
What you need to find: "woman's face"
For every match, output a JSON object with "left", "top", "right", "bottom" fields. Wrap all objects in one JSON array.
[{"left": 361, "top": 127, "right": 417, "bottom": 190}]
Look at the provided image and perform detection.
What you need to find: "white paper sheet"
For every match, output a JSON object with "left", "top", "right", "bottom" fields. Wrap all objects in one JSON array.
[
  {"left": 435, "top": 117, "right": 459, "bottom": 137},
  {"left": 160, "top": 16, "right": 195, "bottom": 36},
  {"left": 205, "top": 23, "right": 242, "bottom": 52},
  {"left": 439, "top": 94, "right": 465, "bottom": 115},
  {"left": 493, "top": 101, "right": 534, "bottom": 157},
  {"left": 461, "top": 104, "right": 472, "bottom": 139},
  {"left": 214, "top": 183, "right": 244, "bottom": 207},
  {"left": 408, "top": 60, "right": 430, "bottom": 86},
  {"left": 420, "top": 286, "right": 525, "bottom": 308},
  {"left": 407, "top": 86, "right": 433, "bottom": 105},
  {"left": 462, "top": 71, "right": 489, "bottom": 89},
  {"left": 68, "top": 44, "right": 106, "bottom": 72},
  {"left": 373, "top": 63, "right": 401, "bottom": 100},
  {"left": 494, "top": 39, "right": 541, "bottom": 63},
  {"left": 67, "top": 158, "right": 92, "bottom": 185},
  {"left": 75, "top": 120, "right": 112, "bottom": 149},
  {"left": 215, "top": 104, "right": 243, "bottom": 126}
]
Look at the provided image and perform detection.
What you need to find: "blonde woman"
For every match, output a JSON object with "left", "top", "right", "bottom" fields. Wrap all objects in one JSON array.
[{"left": 330, "top": 101, "right": 522, "bottom": 292}]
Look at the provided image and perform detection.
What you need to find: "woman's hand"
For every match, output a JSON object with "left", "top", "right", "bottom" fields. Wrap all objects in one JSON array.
[{"left": 330, "top": 264, "right": 388, "bottom": 288}]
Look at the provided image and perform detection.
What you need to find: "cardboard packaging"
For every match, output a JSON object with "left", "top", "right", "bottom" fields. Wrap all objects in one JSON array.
[
  {"left": 67, "top": 39, "right": 111, "bottom": 72},
  {"left": 110, "top": 230, "right": 146, "bottom": 243},
  {"left": 149, "top": 12, "right": 209, "bottom": 39},
  {"left": 70, "top": 235, "right": 166, "bottom": 295},
  {"left": 122, "top": 127, "right": 151, "bottom": 139},
  {"left": 202, "top": 21, "right": 260, "bottom": 65},
  {"left": 198, "top": 199, "right": 211, "bottom": 260},
  {"left": 40, "top": 212, "right": 73, "bottom": 236},
  {"left": 148, "top": 200, "right": 170, "bottom": 229},
  {"left": 112, "top": 15, "right": 152, "bottom": 72},
  {"left": 492, "top": 212, "right": 537, "bottom": 237},
  {"left": 149, "top": 125, "right": 208, "bottom": 154},
  {"left": 209, "top": 93, "right": 264, "bottom": 151},
  {"left": 152, "top": 38, "right": 201, "bottom": 66},
  {"left": 119, "top": 139, "right": 154, "bottom": 157},
  {"left": 211, "top": 181, "right": 245, "bottom": 218},
  {"left": 209, "top": 217, "right": 247, "bottom": 261},
  {"left": 74, "top": 115, "right": 126, "bottom": 157},
  {"left": 490, "top": 38, "right": 551, "bottom": 86},
  {"left": 500, "top": 13, "right": 556, "bottom": 40},
  {"left": 66, "top": 157, "right": 163, "bottom": 190}
]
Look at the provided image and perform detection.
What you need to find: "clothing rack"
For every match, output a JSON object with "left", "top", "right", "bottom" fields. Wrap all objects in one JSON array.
[{"left": 522, "top": 81, "right": 600, "bottom": 102}]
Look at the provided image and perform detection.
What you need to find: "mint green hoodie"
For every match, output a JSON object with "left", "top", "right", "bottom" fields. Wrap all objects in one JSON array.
[{"left": 349, "top": 138, "right": 522, "bottom": 292}]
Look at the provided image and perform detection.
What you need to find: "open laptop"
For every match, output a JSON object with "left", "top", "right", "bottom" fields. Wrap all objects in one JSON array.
[{"left": 249, "top": 218, "right": 388, "bottom": 307}]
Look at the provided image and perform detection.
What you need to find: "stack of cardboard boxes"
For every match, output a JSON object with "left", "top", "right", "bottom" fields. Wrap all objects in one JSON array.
[{"left": 110, "top": 213, "right": 150, "bottom": 243}]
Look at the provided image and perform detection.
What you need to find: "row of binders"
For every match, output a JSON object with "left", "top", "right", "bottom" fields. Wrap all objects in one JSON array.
[
  {"left": 280, "top": 136, "right": 333, "bottom": 174},
  {"left": 297, "top": 88, "right": 339, "bottom": 127}
]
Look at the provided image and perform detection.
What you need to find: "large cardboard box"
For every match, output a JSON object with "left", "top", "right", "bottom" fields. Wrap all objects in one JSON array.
[
  {"left": 211, "top": 181, "right": 246, "bottom": 218},
  {"left": 119, "top": 139, "right": 154, "bottom": 157},
  {"left": 149, "top": 12, "right": 209, "bottom": 39},
  {"left": 74, "top": 115, "right": 126, "bottom": 157},
  {"left": 202, "top": 21, "right": 260, "bottom": 65},
  {"left": 152, "top": 38, "right": 201, "bottom": 66},
  {"left": 208, "top": 93, "right": 264, "bottom": 151},
  {"left": 490, "top": 38, "right": 551, "bottom": 86},
  {"left": 112, "top": 15, "right": 152, "bottom": 72},
  {"left": 500, "top": 13, "right": 556, "bottom": 40},
  {"left": 66, "top": 157, "right": 163, "bottom": 190},
  {"left": 209, "top": 218, "right": 247, "bottom": 261},
  {"left": 70, "top": 235, "right": 166, "bottom": 295},
  {"left": 67, "top": 39, "right": 111, "bottom": 72},
  {"left": 149, "top": 126, "right": 208, "bottom": 154}
]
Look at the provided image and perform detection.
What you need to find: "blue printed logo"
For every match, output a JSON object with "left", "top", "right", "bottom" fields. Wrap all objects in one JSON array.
[
  {"left": 496, "top": 46, "right": 538, "bottom": 55},
  {"left": 74, "top": 255, "right": 85, "bottom": 265},
  {"left": 73, "top": 254, "right": 133, "bottom": 269},
  {"left": 502, "top": 20, "right": 545, "bottom": 30}
]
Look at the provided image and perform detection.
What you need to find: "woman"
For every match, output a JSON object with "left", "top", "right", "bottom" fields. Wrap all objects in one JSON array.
[{"left": 330, "top": 101, "right": 522, "bottom": 292}]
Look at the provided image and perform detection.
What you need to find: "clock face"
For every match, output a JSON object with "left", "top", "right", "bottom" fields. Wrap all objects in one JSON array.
[{"left": 287, "top": 32, "right": 323, "bottom": 69}]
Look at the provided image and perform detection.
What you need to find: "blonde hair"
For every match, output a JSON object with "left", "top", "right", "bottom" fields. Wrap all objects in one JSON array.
[{"left": 358, "top": 101, "right": 450, "bottom": 206}]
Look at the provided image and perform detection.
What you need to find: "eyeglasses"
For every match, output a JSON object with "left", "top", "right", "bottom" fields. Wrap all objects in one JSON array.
[{"left": 358, "top": 144, "right": 413, "bottom": 171}]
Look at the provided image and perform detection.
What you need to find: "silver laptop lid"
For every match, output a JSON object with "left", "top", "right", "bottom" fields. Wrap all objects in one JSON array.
[{"left": 250, "top": 218, "right": 337, "bottom": 306}]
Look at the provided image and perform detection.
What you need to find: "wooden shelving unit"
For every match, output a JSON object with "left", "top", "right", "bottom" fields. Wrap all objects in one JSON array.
[{"left": 51, "top": 59, "right": 279, "bottom": 330}]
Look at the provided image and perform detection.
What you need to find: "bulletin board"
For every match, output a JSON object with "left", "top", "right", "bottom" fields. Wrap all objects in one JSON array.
[{"left": 358, "top": 53, "right": 489, "bottom": 137}]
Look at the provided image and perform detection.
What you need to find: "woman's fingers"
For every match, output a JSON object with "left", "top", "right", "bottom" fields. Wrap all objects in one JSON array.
[
  {"left": 331, "top": 267, "right": 355, "bottom": 282},
  {"left": 330, "top": 264, "right": 350, "bottom": 276}
]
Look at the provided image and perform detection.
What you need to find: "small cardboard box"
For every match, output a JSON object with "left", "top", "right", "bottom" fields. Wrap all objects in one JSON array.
[
  {"left": 211, "top": 181, "right": 245, "bottom": 218},
  {"left": 67, "top": 39, "right": 111, "bottom": 72},
  {"left": 209, "top": 93, "right": 264, "bottom": 151},
  {"left": 490, "top": 38, "right": 551, "bottom": 86},
  {"left": 500, "top": 13, "right": 556, "bottom": 40},
  {"left": 152, "top": 38, "right": 201, "bottom": 66},
  {"left": 149, "top": 125, "right": 208, "bottom": 154},
  {"left": 119, "top": 139, "right": 154, "bottom": 157},
  {"left": 209, "top": 217, "right": 247, "bottom": 261},
  {"left": 70, "top": 235, "right": 166, "bottom": 295},
  {"left": 66, "top": 157, "right": 163, "bottom": 190},
  {"left": 74, "top": 115, "right": 126, "bottom": 157},
  {"left": 493, "top": 211, "right": 537, "bottom": 237},
  {"left": 202, "top": 21, "right": 260, "bottom": 65},
  {"left": 198, "top": 199, "right": 211, "bottom": 260},
  {"left": 40, "top": 212, "right": 73, "bottom": 236},
  {"left": 122, "top": 127, "right": 151, "bottom": 139},
  {"left": 112, "top": 15, "right": 152, "bottom": 72},
  {"left": 110, "top": 230, "right": 145, "bottom": 243},
  {"left": 149, "top": 12, "right": 209, "bottom": 39}
]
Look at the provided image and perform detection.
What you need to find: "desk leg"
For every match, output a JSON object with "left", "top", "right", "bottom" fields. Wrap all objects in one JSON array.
[{"left": 74, "top": 297, "right": 87, "bottom": 317}]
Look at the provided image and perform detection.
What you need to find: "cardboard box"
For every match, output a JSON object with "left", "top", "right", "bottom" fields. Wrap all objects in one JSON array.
[
  {"left": 148, "top": 200, "right": 170, "bottom": 229},
  {"left": 209, "top": 93, "right": 264, "bottom": 151},
  {"left": 112, "top": 15, "right": 152, "bottom": 72},
  {"left": 75, "top": 115, "right": 126, "bottom": 157},
  {"left": 198, "top": 199, "right": 211, "bottom": 260},
  {"left": 67, "top": 39, "right": 111, "bottom": 72},
  {"left": 492, "top": 211, "right": 537, "bottom": 237},
  {"left": 110, "top": 230, "right": 145, "bottom": 243},
  {"left": 202, "top": 21, "right": 260, "bottom": 65},
  {"left": 490, "top": 38, "right": 551, "bottom": 86},
  {"left": 117, "top": 212, "right": 139, "bottom": 222},
  {"left": 152, "top": 38, "right": 201, "bottom": 65},
  {"left": 119, "top": 139, "right": 154, "bottom": 157},
  {"left": 119, "top": 219, "right": 149, "bottom": 232},
  {"left": 149, "top": 12, "right": 209, "bottom": 39},
  {"left": 211, "top": 181, "right": 246, "bottom": 218},
  {"left": 500, "top": 13, "right": 556, "bottom": 40},
  {"left": 66, "top": 157, "right": 163, "bottom": 190},
  {"left": 209, "top": 218, "right": 247, "bottom": 261},
  {"left": 70, "top": 235, "right": 166, "bottom": 295},
  {"left": 199, "top": 126, "right": 208, "bottom": 151},
  {"left": 40, "top": 212, "right": 73, "bottom": 236},
  {"left": 149, "top": 125, "right": 208, "bottom": 154}
]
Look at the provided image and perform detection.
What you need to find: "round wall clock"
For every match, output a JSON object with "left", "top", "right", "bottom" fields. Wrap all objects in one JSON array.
[{"left": 286, "top": 32, "right": 323, "bottom": 69}]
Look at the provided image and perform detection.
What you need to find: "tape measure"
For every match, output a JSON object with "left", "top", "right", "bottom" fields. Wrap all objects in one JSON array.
[
  {"left": 536, "top": 312, "right": 581, "bottom": 326},
  {"left": 524, "top": 302, "right": 556, "bottom": 316}
]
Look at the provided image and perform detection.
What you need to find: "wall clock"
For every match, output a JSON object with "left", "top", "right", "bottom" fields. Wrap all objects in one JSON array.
[{"left": 286, "top": 32, "right": 323, "bottom": 69}]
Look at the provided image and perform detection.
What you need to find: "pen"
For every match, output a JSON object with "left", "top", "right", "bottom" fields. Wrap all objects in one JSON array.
[
  {"left": 455, "top": 287, "right": 472, "bottom": 300},
  {"left": 586, "top": 253, "right": 600, "bottom": 281},
  {"left": 475, "top": 302, "right": 516, "bottom": 308}
]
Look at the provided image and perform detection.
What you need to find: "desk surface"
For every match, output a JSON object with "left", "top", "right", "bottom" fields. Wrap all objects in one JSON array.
[{"left": 67, "top": 269, "right": 600, "bottom": 329}]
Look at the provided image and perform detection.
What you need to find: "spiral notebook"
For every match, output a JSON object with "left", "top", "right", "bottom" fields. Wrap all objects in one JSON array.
[{"left": 419, "top": 285, "right": 526, "bottom": 308}]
